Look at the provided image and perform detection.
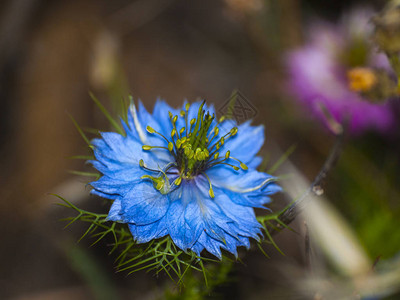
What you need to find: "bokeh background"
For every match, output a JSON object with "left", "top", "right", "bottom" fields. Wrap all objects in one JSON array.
[{"left": 1, "top": 0, "right": 399, "bottom": 299}]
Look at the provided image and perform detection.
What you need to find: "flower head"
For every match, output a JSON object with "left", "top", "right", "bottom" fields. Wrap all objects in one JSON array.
[
  {"left": 89, "top": 100, "right": 280, "bottom": 258},
  {"left": 286, "top": 7, "right": 396, "bottom": 135}
]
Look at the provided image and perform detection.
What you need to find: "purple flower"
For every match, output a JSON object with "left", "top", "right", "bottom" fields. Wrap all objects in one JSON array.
[{"left": 286, "top": 7, "right": 395, "bottom": 135}]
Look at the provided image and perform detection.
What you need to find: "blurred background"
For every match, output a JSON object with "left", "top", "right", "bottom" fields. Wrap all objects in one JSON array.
[{"left": 0, "top": 0, "right": 399, "bottom": 299}]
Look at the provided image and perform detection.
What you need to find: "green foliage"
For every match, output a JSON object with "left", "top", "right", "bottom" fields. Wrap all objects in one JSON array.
[
  {"left": 333, "top": 143, "right": 400, "bottom": 258},
  {"left": 89, "top": 92, "right": 125, "bottom": 135},
  {"left": 164, "top": 258, "right": 234, "bottom": 300},
  {"left": 257, "top": 205, "right": 295, "bottom": 257},
  {"left": 55, "top": 194, "right": 224, "bottom": 286}
]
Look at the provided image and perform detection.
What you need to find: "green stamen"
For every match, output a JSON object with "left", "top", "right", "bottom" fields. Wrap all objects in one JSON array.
[
  {"left": 168, "top": 142, "right": 174, "bottom": 152},
  {"left": 142, "top": 145, "right": 168, "bottom": 151},
  {"left": 203, "top": 172, "right": 215, "bottom": 199},
  {"left": 140, "top": 101, "right": 247, "bottom": 191},
  {"left": 146, "top": 125, "right": 155, "bottom": 133}
]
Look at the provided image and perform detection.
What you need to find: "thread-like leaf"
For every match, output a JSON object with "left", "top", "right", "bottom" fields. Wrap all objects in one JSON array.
[{"left": 89, "top": 92, "right": 124, "bottom": 135}]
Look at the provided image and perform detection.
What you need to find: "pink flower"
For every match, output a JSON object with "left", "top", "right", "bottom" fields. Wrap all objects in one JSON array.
[{"left": 286, "top": 7, "right": 395, "bottom": 135}]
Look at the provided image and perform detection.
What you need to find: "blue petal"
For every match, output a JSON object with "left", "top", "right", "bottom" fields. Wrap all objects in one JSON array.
[
  {"left": 100, "top": 132, "right": 143, "bottom": 163},
  {"left": 166, "top": 199, "right": 198, "bottom": 251},
  {"left": 126, "top": 102, "right": 148, "bottom": 144},
  {"left": 196, "top": 232, "right": 223, "bottom": 259},
  {"left": 90, "top": 175, "right": 134, "bottom": 196},
  {"left": 91, "top": 130, "right": 169, "bottom": 176},
  {"left": 219, "top": 233, "right": 253, "bottom": 257},
  {"left": 166, "top": 178, "right": 235, "bottom": 251},
  {"left": 152, "top": 99, "right": 180, "bottom": 137},
  {"left": 218, "top": 121, "right": 264, "bottom": 164},
  {"left": 207, "top": 166, "right": 277, "bottom": 195},
  {"left": 107, "top": 199, "right": 123, "bottom": 221},
  {"left": 222, "top": 188, "right": 271, "bottom": 208},
  {"left": 120, "top": 181, "right": 170, "bottom": 225},
  {"left": 213, "top": 188, "right": 263, "bottom": 238},
  {"left": 248, "top": 156, "right": 263, "bottom": 169},
  {"left": 183, "top": 178, "right": 233, "bottom": 243},
  {"left": 128, "top": 217, "right": 168, "bottom": 243},
  {"left": 190, "top": 238, "right": 205, "bottom": 257},
  {"left": 89, "top": 159, "right": 140, "bottom": 180},
  {"left": 91, "top": 189, "right": 119, "bottom": 200}
]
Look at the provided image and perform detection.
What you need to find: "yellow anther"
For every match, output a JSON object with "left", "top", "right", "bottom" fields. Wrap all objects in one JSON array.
[
  {"left": 221, "top": 137, "right": 225, "bottom": 145},
  {"left": 188, "top": 149, "right": 194, "bottom": 159},
  {"left": 180, "top": 110, "right": 185, "bottom": 117},
  {"left": 233, "top": 166, "right": 239, "bottom": 171},
  {"left": 347, "top": 67, "right": 377, "bottom": 92},
  {"left": 185, "top": 103, "right": 190, "bottom": 111},
  {"left": 171, "top": 129, "right": 176, "bottom": 137},
  {"left": 225, "top": 150, "right": 230, "bottom": 159},
  {"left": 168, "top": 142, "right": 173, "bottom": 152},
  {"left": 209, "top": 188, "right": 215, "bottom": 198},
  {"left": 180, "top": 127, "right": 185, "bottom": 135},
  {"left": 190, "top": 118, "right": 196, "bottom": 126},
  {"left": 169, "top": 111, "right": 173, "bottom": 118},
  {"left": 173, "top": 115, "right": 178, "bottom": 123},
  {"left": 194, "top": 148, "right": 201, "bottom": 160},
  {"left": 204, "top": 148, "right": 209, "bottom": 157},
  {"left": 175, "top": 176, "right": 182, "bottom": 186},
  {"left": 142, "top": 145, "right": 152, "bottom": 150},
  {"left": 219, "top": 116, "right": 225, "bottom": 123},
  {"left": 181, "top": 136, "right": 187, "bottom": 143},
  {"left": 216, "top": 143, "right": 220, "bottom": 150},
  {"left": 156, "top": 180, "right": 164, "bottom": 190},
  {"left": 139, "top": 159, "right": 145, "bottom": 167},
  {"left": 214, "top": 152, "right": 219, "bottom": 160},
  {"left": 141, "top": 175, "right": 166, "bottom": 191},
  {"left": 203, "top": 172, "right": 215, "bottom": 198},
  {"left": 198, "top": 151, "right": 206, "bottom": 161},
  {"left": 230, "top": 127, "right": 238, "bottom": 136},
  {"left": 240, "top": 163, "right": 248, "bottom": 170},
  {"left": 176, "top": 139, "right": 182, "bottom": 149},
  {"left": 146, "top": 126, "right": 155, "bottom": 133},
  {"left": 184, "top": 147, "right": 191, "bottom": 156},
  {"left": 215, "top": 127, "right": 219, "bottom": 136}
]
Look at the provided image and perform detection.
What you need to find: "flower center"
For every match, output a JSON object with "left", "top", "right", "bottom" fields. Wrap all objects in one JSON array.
[
  {"left": 140, "top": 101, "right": 248, "bottom": 198},
  {"left": 347, "top": 67, "right": 377, "bottom": 92}
]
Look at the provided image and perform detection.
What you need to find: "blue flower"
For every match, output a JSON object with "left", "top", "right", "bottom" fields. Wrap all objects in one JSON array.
[{"left": 89, "top": 100, "right": 281, "bottom": 258}]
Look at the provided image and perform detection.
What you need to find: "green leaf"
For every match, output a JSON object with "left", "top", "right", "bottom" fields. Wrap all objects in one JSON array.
[
  {"left": 267, "top": 144, "right": 296, "bottom": 174},
  {"left": 69, "top": 114, "right": 91, "bottom": 146},
  {"left": 89, "top": 92, "right": 124, "bottom": 135}
]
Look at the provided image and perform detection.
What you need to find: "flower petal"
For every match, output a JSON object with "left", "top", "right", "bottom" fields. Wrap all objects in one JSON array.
[
  {"left": 152, "top": 99, "right": 180, "bottom": 137},
  {"left": 166, "top": 199, "right": 198, "bottom": 250},
  {"left": 107, "top": 199, "right": 123, "bottom": 221},
  {"left": 90, "top": 175, "right": 135, "bottom": 196},
  {"left": 217, "top": 121, "right": 264, "bottom": 164},
  {"left": 207, "top": 165, "right": 278, "bottom": 196},
  {"left": 128, "top": 217, "right": 168, "bottom": 243},
  {"left": 120, "top": 181, "right": 170, "bottom": 225}
]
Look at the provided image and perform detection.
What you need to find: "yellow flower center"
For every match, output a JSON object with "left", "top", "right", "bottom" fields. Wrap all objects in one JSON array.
[{"left": 347, "top": 67, "right": 377, "bottom": 92}]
